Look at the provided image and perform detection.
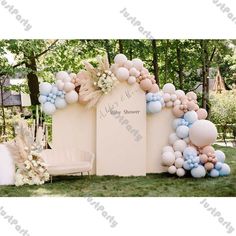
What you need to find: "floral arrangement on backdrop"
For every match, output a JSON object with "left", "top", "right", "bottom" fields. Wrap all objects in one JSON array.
[
  {"left": 7, "top": 119, "right": 49, "bottom": 186},
  {"left": 38, "top": 53, "right": 231, "bottom": 179}
]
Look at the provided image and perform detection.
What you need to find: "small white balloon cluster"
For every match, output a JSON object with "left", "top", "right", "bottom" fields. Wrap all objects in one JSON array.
[
  {"left": 111, "top": 54, "right": 159, "bottom": 93},
  {"left": 39, "top": 71, "right": 79, "bottom": 115},
  {"left": 157, "top": 83, "right": 231, "bottom": 178}
]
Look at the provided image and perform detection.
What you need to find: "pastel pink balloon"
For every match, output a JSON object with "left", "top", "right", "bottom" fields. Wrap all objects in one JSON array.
[
  {"left": 163, "top": 93, "right": 171, "bottom": 102},
  {"left": 166, "top": 101, "right": 173, "bottom": 108},
  {"left": 140, "top": 79, "right": 152, "bottom": 91},
  {"left": 196, "top": 108, "right": 208, "bottom": 120}
]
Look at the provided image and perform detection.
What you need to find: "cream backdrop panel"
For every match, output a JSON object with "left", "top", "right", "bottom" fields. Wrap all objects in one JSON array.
[
  {"left": 52, "top": 103, "right": 96, "bottom": 173},
  {"left": 146, "top": 108, "right": 175, "bottom": 173},
  {"left": 96, "top": 83, "right": 146, "bottom": 176}
]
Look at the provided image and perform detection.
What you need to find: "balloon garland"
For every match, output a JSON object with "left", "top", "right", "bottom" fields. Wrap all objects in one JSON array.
[
  {"left": 146, "top": 82, "right": 231, "bottom": 178},
  {"left": 38, "top": 53, "right": 231, "bottom": 178}
]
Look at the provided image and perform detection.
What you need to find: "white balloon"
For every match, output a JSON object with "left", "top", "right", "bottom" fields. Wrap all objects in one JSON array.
[
  {"left": 132, "top": 58, "right": 143, "bottom": 71},
  {"left": 128, "top": 76, "right": 136, "bottom": 85},
  {"left": 65, "top": 90, "right": 79, "bottom": 104},
  {"left": 56, "top": 80, "right": 64, "bottom": 90},
  {"left": 55, "top": 97, "right": 67, "bottom": 109},
  {"left": 124, "top": 60, "right": 133, "bottom": 69},
  {"left": 176, "top": 168, "right": 186, "bottom": 177},
  {"left": 129, "top": 67, "right": 139, "bottom": 77},
  {"left": 168, "top": 133, "right": 180, "bottom": 145},
  {"left": 162, "top": 146, "right": 174, "bottom": 153},
  {"left": 162, "top": 151, "right": 175, "bottom": 166},
  {"left": 116, "top": 67, "right": 129, "bottom": 81},
  {"left": 39, "top": 82, "right": 52, "bottom": 95},
  {"left": 43, "top": 102, "right": 56, "bottom": 115},
  {"left": 175, "top": 89, "right": 185, "bottom": 98},
  {"left": 168, "top": 166, "right": 177, "bottom": 174},
  {"left": 114, "top": 54, "right": 127, "bottom": 66},
  {"left": 174, "top": 151, "right": 182, "bottom": 159},
  {"left": 56, "top": 71, "right": 69, "bottom": 81},
  {"left": 163, "top": 83, "right": 175, "bottom": 94},
  {"left": 173, "top": 140, "right": 187, "bottom": 152},
  {"left": 175, "top": 158, "right": 184, "bottom": 168}
]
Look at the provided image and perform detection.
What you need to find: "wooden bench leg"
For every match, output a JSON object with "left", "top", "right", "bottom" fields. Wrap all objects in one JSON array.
[{"left": 50, "top": 176, "right": 53, "bottom": 183}]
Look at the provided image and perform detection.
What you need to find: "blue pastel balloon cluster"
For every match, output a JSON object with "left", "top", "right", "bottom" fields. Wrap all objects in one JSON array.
[
  {"left": 42, "top": 86, "right": 65, "bottom": 105},
  {"left": 183, "top": 147, "right": 200, "bottom": 170},
  {"left": 146, "top": 92, "right": 164, "bottom": 114},
  {"left": 209, "top": 151, "right": 231, "bottom": 177}
]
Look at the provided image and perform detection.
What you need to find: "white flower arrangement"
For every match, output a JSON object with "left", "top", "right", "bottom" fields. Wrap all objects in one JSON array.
[
  {"left": 15, "top": 151, "right": 49, "bottom": 186},
  {"left": 95, "top": 70, "right": 118, "bottom": 94}
]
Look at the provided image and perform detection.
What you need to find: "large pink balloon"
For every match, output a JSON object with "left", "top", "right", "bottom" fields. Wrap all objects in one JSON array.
[{"left": 189, "top": 120, "right": 217, "bottom": 147}]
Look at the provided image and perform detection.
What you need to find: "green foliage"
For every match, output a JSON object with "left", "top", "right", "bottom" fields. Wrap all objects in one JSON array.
[{"left": 209, "top": 90, "right": 236, "bottom": 140}]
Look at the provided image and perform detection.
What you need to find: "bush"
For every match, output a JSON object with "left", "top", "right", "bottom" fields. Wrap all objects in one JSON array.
[{"left": 210, "top": 90, "right": 236, "bottom": 141}]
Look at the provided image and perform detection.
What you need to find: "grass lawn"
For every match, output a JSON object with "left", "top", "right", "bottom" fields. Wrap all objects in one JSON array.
[{"left": 0, "top": 145, "right": 236, "bottom": 197}]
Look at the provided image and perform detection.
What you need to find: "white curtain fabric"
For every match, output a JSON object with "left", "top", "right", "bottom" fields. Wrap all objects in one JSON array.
[{"left": 0, "top": 144, "right": 15, "bottom": 185}]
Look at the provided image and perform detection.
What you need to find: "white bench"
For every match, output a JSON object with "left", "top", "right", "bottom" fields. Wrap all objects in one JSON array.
[{"left": 41, "top": 148, "right": 95, "bottom": 182}]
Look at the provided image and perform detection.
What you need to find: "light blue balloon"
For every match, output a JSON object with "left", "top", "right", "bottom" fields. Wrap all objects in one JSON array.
[
  {"left": 215, "top": 162, "right": 223, "bottom": 170},
  {"left": 184, "top": 111, "right": 198, "bottom": 124},
  {"left": 147, "top": 101, "right": 162, "bottom": 113},
  {"left": 191, "top": 165, "right": 206, "bottom": 178},
  {"left": 53, "top": 95, "right": 56, "bottom": 99},
  {"left": 176, "top": 125, "right": 189, "bottom": 139},
  {"left": 172, "top": 118, "right": 183, "bottom": 130},
  {"left": 38, "top": 95, "right": 47, "bottom": 104},
  {"left": 210, "top": 169, "right": 220, "bottom": 177},
  {"left": 183, "top": 147, "right": 197, "bottom": 159},
  {"left": 46, "top": 97, "right": 51, "bottom": 102},
  {"left": 183, "top": 161, "right": 191, "bottom": 170},
  {"left": 51, "top": 86, "right": 59, "bottom": 95},
  {"left": 49, "top": 93, "right": 53, "bottom": 98},
  {"left": 146, "top": 93, "right": 153, "bottom": 102},
  {"left": 215, "top": 150, "right": 225, "bottom": 163},
  {"left": 219, "top": 163, "right": 231, "bottom": 176},
  {"left": 55, "top": 97, "right": 67, "bottom": 109},
  {"left": 152, "top": 95, "right": 158, "bottom": 101}
]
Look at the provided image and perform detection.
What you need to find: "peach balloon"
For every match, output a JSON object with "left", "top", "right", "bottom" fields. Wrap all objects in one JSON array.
[
  {"left": 172, "top": 105, "right": 184, "bottom": 118},
  {"left": 196, "top": 108, "right": 208, "bottom": 120},
  {"left": 174, "top": 99, "right": 181, "bottom": 106},
  {"left": 140, "top": 79, "right": 152, "bottom": 91},
  {"left": 187, "top": 101, "right": 196, "bottom": 111},
  {"left": 200, "top": 154, "right": 208, "bottom": 164},
  {"left": 189, "top": 120, "right": 218, "bottom": 147},
  {"left": 204, "top": 162, "right": 214, "bottom": 171},
  {"left": 149, "top": 83, "right": 159, "bottom": 93},
  {"left": 202, "top": 146, "right": 215, "bottom": 155}
]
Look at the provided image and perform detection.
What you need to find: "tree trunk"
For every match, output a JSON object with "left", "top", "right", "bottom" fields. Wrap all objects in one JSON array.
[
  {"left": 129, "top": 41, "right": 133, "bottom": 60},
  {"left": 164, "top": 40, "right": 169, "bottom": 84},
  {"left": 25, "top": 54, "right": 40, "bottom": 105},
  {"left": 200, "top": 40, "right": 208, "bottom": 110},
  {"left": 0, "top": 80, "right": 6, "bottom": 139},
  {"left": 104, "top": 40, "right": 111, "bottom": 64},
  {"left": 118, "top": 40, "right": 124, "bottom": 53},
  {"left": 151, "top": 40, "right": 159, "bottom": 86},
  {"left": 176, "top": 43, "right": 184, "bottom": 89}
]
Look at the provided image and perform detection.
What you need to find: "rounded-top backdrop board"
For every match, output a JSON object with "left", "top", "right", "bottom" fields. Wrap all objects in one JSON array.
[{"left": 96, "top": 83, "right": 146, "bottom": 176}]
